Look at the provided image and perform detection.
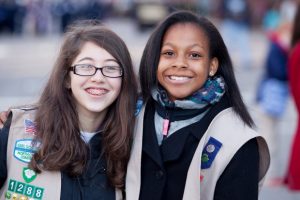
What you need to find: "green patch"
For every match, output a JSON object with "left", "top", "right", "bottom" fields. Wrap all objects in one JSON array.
[
  {"left": 15, "top": 182, "right": 25, "bottom": 194},
  {"left": 201, "top": 153, "right": 209, "bottom": 162},
  {"left": 33, "top": 187, "right": 44, "bottom": 199},
  {"left": 7, "top": 179, "right": 44, "bottom": 199},
  {"left": 5, "top": 191, "right": 11, "bottom": 199},
  {"left": 23, "top": 167, "right": 37, "bottom": 183}
]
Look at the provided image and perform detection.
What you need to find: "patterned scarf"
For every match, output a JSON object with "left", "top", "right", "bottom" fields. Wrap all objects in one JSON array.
[
  {"left": 152, "top": 76, "right": 226, "bottom": 109},
  {"left": 151, "top": 76, "right": 226, "bottom": 145}
]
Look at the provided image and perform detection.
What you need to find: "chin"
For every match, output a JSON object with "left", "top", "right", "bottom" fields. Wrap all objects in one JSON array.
[
  {"left": 85, "top": 104, "right": 106, "bottom": 113},
  {"left": 169, "top": 95, "right": 189, "bottom": 101}
]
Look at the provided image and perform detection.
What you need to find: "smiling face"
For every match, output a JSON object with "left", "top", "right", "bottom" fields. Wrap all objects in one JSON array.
[
  {"left": 69, "top": 41, "right": 122, "bottom": 120},
  {"left": 157, "top": 23, "right": 218, "bottom": 101}
]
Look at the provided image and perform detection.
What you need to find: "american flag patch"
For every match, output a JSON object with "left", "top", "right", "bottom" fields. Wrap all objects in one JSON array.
[{"left": 24, "top": 119, "right": 37, "bottom": 135}]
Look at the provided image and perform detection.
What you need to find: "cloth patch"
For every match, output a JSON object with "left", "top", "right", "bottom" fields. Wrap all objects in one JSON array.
[
  {"left": 135, "top": 98, "right": 143, "bottom": 116},
  {"left": 14, "top": 139, "right": 39, "bottom": 163},
  {"left": 23, "top": 167, "right": 37, "bottom": 183},
  {"left": 200, "top": 174, "right": 204, "bottom": 182},
  {"left": 7, "top": 179, "right": 44, "bottom": 199},
  {"left": 24, "top": 119, "right": 37, "bottom": 135},
  {"left": 201, "top": 137, "right": 222, "bottom": 169}
]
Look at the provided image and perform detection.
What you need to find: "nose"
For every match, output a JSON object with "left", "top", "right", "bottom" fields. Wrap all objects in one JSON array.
[
  {"left": 90, "top": 69, "right": 104, "bottom": 82},
  {"left": 173, "top": 54, "right": 187, "bottom": 68}
]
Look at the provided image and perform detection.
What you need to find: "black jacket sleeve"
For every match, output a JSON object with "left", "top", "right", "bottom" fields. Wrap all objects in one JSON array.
[
  {"left": 0, "top": 113, "right": 12, "bottom": 188},
  {"left": 214, "top": 138, "right": 259, "bottom": 200}
]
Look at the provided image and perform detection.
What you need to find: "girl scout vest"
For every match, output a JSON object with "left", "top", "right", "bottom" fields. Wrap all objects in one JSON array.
[
  {"left": 126, "top": 106, "right": 270, "bottom": 200},
  {"left": 0, "top": 108, "right": 123, "bottom": 200},
  {"left": 0, "top": 108, "right": 61, "bottom": 200}
]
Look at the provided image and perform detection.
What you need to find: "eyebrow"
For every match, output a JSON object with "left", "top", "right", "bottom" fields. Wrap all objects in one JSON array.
[
  {"left": 161, "top": 42, "right": 173, "bottom": 48},
  {"left": 190, "top": 44, "right": 205, "bottom": 49},
  {"left": 77, "top": 57, "right": 118, "bottom": 63},
  {"left": 162, "top": 42, "right": 205, "bottom": 50},
  {"left": 77, "top": 57, "right": 93, "bottom": 62}
]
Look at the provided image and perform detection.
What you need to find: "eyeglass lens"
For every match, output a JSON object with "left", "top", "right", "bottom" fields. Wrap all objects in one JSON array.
[{"left": 74, "top": 64, "right": 122, "bottom": 77}]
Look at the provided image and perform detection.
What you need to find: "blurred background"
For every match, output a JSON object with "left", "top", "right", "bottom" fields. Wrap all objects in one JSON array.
[{"left": 0, "top": 0, "right": 299, "bottom": 199}]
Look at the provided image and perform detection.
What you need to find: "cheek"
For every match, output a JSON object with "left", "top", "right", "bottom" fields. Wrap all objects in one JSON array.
[
  {"left": 156, "top": 66, "right": 164, "bottom": 84},
  {"left": 110, "top": 79, "right": 122, "bottom": 94},
  {"left": 157, "top": 74, "right": 164, "bottom": 86},
  {"left": 70, "top": 76, "right": 87, "bottom": 91}
]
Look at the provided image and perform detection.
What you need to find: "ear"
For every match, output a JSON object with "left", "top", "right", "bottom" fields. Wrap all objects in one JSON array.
[
  {"left": 65, "top": 81, "right": 71, "bottom": 89},
  {"left": 65, "top": 75, "right": 71, "bottom": 89},
  {"left": 209, "top": 57, "right": 219, "bottom": 76}
]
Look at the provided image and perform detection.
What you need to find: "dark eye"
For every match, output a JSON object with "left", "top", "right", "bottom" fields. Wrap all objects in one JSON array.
[
  {"left": 161, "top": 51, "right": 174, "bottom": 57},
  {"left": 190, "top": 53, "right": 201, "bottom": 58}
]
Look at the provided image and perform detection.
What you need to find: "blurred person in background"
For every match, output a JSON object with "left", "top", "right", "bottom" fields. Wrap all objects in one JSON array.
[
  {"left": 255, "top": 0, "right": 296, "bottom": 186},
  {"left": 52, "top": 0, "right": 111, "bottom": 33},
  {"left": 0, "top": 0, "right": 26, "bottom": 34},
  {"left": 26, "top": 0, "right": 52, "bottom": 35},
  {"left": 262, "top": 0, "right": 281, "bottom": 31},
  {"left": 219, "top": 0, "right": 252, "bottom": 69},
  {"left": 284, "top": 1, "right": 300, "bottom": 191}
]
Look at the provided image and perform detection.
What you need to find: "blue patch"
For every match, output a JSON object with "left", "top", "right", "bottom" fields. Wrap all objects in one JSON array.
[
  {"left": 134, "top": 98, "right": 143, "bottom": 116},
  {"left": 201, "top": 137, "right": 222, "bottom": 169},
  {"left": 14, "top": 139, "right": 40, "bottom": 163}
]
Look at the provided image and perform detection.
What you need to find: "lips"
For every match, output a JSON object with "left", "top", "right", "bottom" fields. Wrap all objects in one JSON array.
[{"left": 85, "top": 87, "right": 108, "bottom": 96}]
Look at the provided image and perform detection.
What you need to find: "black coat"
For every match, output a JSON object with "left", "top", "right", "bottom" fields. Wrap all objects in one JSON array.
[{"left": 139, "top": 97, "right": 259, "bottom": 200}]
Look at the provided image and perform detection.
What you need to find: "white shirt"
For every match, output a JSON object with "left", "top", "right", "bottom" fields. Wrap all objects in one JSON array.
[{"left": 80, "top": 131, "right": 98, "bottom": 143}]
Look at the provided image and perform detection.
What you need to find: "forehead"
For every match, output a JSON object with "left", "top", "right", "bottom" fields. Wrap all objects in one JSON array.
[
  {"left": 74, "top": 41, "right": 115, "bottom": 62},
  {"left": 162, "top": 23, "right": 209, "bottom": 47}
]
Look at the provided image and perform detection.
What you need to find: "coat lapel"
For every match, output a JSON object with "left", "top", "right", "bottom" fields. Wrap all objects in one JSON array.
[
  {"left": 160, "top": 129, "right": 192, "bottom": 162},
  {"left": 142, "top": 102, "right": 164, "bottom": 168}
]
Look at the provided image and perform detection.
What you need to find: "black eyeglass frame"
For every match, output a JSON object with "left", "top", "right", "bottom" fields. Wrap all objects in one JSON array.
[{"left": 69, "top": 64, "right": 123, "bottom": 78}]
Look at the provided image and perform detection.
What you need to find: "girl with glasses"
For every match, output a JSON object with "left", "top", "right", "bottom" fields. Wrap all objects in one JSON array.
[{"left": 0, "top": 20, "right": 137, "bottom": 200}]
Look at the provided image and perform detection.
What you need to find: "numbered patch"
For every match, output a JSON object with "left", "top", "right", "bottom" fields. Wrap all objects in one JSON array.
[{"left": 7, "top": 179, "right": 44, "bottom": 200}]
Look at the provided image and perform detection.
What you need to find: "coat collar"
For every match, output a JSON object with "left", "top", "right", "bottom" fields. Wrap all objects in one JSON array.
[{"left": 142, "top": 96, "right": 231, "bottom": 164}]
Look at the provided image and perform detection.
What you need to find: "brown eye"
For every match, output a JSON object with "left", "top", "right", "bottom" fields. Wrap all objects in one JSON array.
[
  {"left": 161, "top": 51, "right": 174, "bottom": 57},
  {"left": 190, "top": 53, "right": 201, "bottom": 58}
]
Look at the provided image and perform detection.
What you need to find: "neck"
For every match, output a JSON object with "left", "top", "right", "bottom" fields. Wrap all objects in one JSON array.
[{"left": 78, "top": 109, "right": 107, "bottom": 133}]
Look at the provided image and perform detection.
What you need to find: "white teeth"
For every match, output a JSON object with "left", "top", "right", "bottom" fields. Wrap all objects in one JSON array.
[
  {"left": 86, "top": 88, "right": 107, "bottom": 95},
  {"left": 169, "top": 76, "right": 190, "bottom": 81}
]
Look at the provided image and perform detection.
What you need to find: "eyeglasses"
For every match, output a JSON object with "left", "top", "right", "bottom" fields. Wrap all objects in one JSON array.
[{"left": 70, "top": 64, "right": 123, "bottom": 78}]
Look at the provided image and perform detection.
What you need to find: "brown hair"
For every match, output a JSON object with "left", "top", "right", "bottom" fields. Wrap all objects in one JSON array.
[{"left": 29, "top": 20, "right": 138, "bottom": 188}]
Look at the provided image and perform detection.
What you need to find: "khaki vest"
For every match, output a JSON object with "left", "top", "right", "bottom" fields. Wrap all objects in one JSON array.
[
  {"left": 0, "top": 108, "right": 61, "bottom": 200},
  {"left": 0, "top": 108, "right": 123, "bottom": 200},
  {"left": 126, "top": 106, "right": 270, "bottom": 200}
]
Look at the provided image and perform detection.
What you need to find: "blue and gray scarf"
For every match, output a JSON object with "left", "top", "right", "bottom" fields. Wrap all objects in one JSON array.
[{"left": 151, "top": 76, "right": 226, "bottom": 145}]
